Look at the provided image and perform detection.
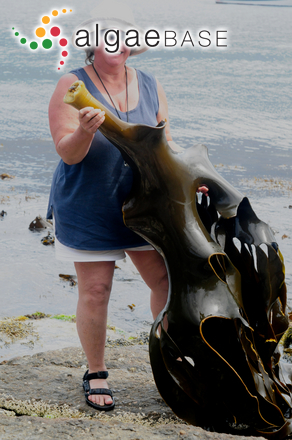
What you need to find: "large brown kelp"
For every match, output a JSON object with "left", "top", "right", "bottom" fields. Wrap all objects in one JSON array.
[{"left": 64, "top": 81, "right": 292, "bottom": 438}]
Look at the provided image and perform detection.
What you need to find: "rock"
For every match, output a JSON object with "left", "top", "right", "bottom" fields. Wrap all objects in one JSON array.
[
  {"left": 0, "top": 345, "right": 266, "bottom": 440},
  {"left": 29, "top": 216, "right": 53, "bottom": 231},
  {"left": 41, "top": 232, "right": 55, "bottom": 245}
]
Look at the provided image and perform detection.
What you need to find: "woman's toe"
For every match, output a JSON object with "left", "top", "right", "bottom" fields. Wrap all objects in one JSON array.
[
  {"left": 89, "top": 394, "right": 112, "bottom": 406},
  {"left": 105, "top": 395, "right": 113, "bottom": 405},
  {"left": 89, "top": 395, "right": 99, "bottom": 404}
]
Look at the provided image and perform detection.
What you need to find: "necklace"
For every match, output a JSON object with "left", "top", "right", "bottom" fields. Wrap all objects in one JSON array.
[{"left": 92, "top": 64, "right": 129, "bottom": 122}]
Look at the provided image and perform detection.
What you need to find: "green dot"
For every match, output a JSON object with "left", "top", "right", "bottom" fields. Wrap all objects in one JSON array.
[
  {"left": 12, "top": 27, "right": 14, "bottom": 30},
  {"left": 20, "top": 38, "right": 26, "bottom": 44},
  {"left": 30, "top": 41, "right": 38, "bottom": 50},
  {"left": 15, "top": 32, "right": 19, "bottom": 36},
  {"left": 42, "top": 39, "right": 52, "bottom": 49}
]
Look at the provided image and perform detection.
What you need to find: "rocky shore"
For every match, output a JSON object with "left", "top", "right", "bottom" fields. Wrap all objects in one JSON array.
[{"left": 0, "top": 341, "right": 265, "bottom": 440}]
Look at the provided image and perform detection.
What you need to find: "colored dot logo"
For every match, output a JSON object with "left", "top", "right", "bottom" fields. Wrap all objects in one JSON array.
[
  {"left": 42, "top": 16, "right": 51, "bottom": 25},
  {"left": 12, "top": 8, "right": 72, "bottom": 70},
  {"left": 51, "top": 27, "right": 60, "bottom": 37}
]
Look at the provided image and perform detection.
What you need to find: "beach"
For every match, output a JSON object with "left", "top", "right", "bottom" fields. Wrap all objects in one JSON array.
[
  {"left": 0, "top": 342, "right": 267, "bottom": 440},
  {"left": 1, "top": 0, "right": 292, "bottom": 436}
]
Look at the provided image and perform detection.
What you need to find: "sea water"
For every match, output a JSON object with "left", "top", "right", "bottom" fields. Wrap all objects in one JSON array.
[{"left": 0, "top": 0, "right": 291, "bottom": 356}]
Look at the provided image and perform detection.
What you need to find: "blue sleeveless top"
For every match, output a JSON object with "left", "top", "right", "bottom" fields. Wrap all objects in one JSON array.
[{"left": 47, "top": 68, "right": 159, "bottom": 250}]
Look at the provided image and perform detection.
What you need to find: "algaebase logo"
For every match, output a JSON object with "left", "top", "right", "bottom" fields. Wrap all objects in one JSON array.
[{"left": 12, "top": 8, "right": 72, "bottom": 70}]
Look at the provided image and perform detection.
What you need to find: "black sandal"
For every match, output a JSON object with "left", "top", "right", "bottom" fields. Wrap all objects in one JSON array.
[{"left": 83, "top": 370, "right": 115, "bottom": 411}]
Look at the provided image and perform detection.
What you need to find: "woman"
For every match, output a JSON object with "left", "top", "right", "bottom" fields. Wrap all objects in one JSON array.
[
  {"left": 48, "top": 1, "right": 207, "bottom": 412},
  {"left": 47, "top": 0, "right": 177, "bottom": 412}
]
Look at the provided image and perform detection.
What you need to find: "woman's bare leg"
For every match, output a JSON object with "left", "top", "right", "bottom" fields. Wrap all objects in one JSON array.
[
  {"left": 75, "top": 250, "right": 168, "bottom": 407},
  {"left": 75, "top": 261, "right": 115, "bottom": 407},
  {"left": 126, "top": 250, "right": 169, "bottom": 319}
]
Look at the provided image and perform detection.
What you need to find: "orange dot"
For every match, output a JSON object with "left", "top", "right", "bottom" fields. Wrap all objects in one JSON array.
[
  {"left": 42, "top": 16, "right": 50, "bottom": 24},
  {"left": 36, "top": 27, "right": 46, "bottom": 38},
  {"left": 62, "top": 9, "right": 66, "bottom": 13},
  {"left": 52, "top": 10, "right": 58, "bottom": 16},
  {"left": 70, "top": 9, "right": 72, "bottom": 12}
]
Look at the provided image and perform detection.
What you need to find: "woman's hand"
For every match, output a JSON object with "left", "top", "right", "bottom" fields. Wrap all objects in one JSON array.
[
  {"left": 79, "top": 107, "right": 105, "bottom": 134},
  {"left": 49, "top": 74, "right": 107, "bottom": 165}
]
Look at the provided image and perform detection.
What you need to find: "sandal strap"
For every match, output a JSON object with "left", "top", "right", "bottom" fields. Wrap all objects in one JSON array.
[
  {"left": 83, "top": 370, "right": 109, "bottom": 381},
  {"left": 88, "top": 388, "right": 113, "bottom": 397}
]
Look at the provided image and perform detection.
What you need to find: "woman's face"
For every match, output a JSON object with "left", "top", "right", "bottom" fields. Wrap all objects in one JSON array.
[{"left": 94, "top": 29, "right": 131, "bottom": 68}]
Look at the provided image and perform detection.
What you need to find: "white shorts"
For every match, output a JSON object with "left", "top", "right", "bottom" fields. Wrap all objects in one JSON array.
[{"left": 54, "top": 235, "right": 154, "bottom": 262}]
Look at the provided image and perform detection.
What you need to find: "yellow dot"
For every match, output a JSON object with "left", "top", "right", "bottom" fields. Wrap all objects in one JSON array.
[
  {"left": 52, "top": 10, "right": 58, "bottom": 16},
  {"left": 62, "top": 9, "right": 67, "bottom": 13},
  {"left": 42, "top": 16, "right": 50, "bottom": 24},
  {"left": 35, "top": 27, "right": 46, "bottom": 38}
]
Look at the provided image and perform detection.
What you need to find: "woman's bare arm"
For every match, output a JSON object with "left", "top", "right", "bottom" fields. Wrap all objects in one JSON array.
[{"left": 49, "top": 74, "right": 105, "bottom": 165}]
